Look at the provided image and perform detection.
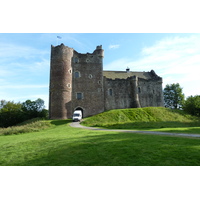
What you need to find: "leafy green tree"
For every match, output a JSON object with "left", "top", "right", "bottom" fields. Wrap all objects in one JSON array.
[
  {"left": 163, "top": 83, "right": 185, "bottom": 109},
  {"left": 183, "top": 95, "right": 200, "bottom": 116},
  {"left": 0, "top": 98, "right": 48, "bottom": 127},
  {"left": 0, "top": 100, "right": 25, "bottom": 127},
  {"left": 22, "top": 98, "right": 47, "bottom": 119}
]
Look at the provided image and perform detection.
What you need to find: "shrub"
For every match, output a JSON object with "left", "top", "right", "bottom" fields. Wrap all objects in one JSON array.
[{"left": 183, "top": 95, "right": 200, "bottom": 117}]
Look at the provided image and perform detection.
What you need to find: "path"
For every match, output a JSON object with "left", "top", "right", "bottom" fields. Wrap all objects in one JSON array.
[{"left": 70, "top": 122, "right": 200, "bottom": 138}]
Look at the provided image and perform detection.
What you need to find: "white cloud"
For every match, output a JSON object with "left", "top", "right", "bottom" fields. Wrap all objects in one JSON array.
[
  {"left": 105, "top": 35, "right": 200, "bottom": 97},
  {"left": 108, "top": 44, "right": 120, "bottom": 49}
]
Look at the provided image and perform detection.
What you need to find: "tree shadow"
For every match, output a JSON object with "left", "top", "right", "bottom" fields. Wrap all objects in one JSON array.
[{"left": 8, "top": 131, "right": 200, "bottom": 166}]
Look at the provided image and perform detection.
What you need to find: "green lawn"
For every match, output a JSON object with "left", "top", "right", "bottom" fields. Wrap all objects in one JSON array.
[{"left": 1, "top": 120, "right": 200, "bottom": 166}]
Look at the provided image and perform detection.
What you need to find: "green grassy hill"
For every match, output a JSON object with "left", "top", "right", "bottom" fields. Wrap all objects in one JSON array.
[{"left": 81, "top": 107, "right": 200, "bottom": 129}]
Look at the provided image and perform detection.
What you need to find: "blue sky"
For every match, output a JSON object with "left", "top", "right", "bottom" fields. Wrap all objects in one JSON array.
[{"left": 0, "top": 33, "right": 200, "bottom": 108}]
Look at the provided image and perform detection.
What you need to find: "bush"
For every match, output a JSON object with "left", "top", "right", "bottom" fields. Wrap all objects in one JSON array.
[{"left": 183, "top": 95, "right": 200, "bottom": 117}]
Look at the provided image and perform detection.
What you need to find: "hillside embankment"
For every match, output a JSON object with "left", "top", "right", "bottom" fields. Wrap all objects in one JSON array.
[{"left": 81, "top": 107, "right": 200, "bottom": 129}]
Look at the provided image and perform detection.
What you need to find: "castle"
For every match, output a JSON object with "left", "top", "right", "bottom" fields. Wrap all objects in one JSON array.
[{"left": 49, "top": 43, "right": 164, "bottom": 119}]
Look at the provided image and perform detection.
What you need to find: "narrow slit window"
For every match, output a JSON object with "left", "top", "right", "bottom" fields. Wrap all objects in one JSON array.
[{"left": 109, "top": 89, "right": 113, "bottom": 96}]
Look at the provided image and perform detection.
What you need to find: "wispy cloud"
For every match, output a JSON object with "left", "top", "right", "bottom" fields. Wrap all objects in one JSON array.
[
  {"left": 131, "top": 35, "right": 200, "bottom": 77},
  {"left": 0, "top": 42, "right": 48, "bottom": 60},
  {"left": 0, "top": 84, "right": 48, "bottom": 89},
  {"left": 104, "top": 58, "right": 129, "bottom": 70},
  {"left": 105, "top": 35, "right": 200, "bottom": 97},
  {"left": 108, "top": 44, "right": 120, "bottom": 49},
  {"left": 0, "top": 41, "right": 50, "bottom": 106}
]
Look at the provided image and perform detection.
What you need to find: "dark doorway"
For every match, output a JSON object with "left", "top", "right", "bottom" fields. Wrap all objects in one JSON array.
[{"left": 75, "top": 107, "right": 84, "bottom": 117}]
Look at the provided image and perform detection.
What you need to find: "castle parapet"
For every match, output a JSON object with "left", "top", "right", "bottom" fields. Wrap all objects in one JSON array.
[{"left": 93, "top": 45, "right": 104, "bottom": 57}]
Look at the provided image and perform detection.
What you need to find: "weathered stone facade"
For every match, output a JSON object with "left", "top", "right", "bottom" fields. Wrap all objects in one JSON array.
[{"left": 49, "top": 44, "right": 164, "bottom": 119}]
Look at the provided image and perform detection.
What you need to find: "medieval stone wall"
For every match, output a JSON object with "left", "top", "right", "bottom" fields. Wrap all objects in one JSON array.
[
  {"left": 103, "top": 75, "right": 164, "bottom": 111},
  {"left": 104, "top": 78, "right": 133, "bottom": 110},
  {"left": 138, "top": 78, "right": 164, "bottom": 107}
]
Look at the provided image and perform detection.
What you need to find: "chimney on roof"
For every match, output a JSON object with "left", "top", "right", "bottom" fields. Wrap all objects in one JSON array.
[{"left": 126, "top": 67, "right": 130, "bottom": 72}]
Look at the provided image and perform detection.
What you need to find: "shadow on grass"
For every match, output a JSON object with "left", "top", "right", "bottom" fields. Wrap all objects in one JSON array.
[
  {"left": 8, "top": 131, "right": 200, "bottom": 166},
  {"left": 50, "top": 119, "right": 72, "bottom": 126}
]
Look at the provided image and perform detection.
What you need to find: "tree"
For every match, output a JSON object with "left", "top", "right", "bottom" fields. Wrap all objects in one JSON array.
[
  {"left": 22, "top": 98, "right": 47, "bottom": 119},
  {"left": 163, "top": 83, "right": 185, "bottom": 109},
  {"left": 0, "top": 100, "right": 25, "bottom": 127},
  {"left": 0, "top": 98, "right": 48, "bottom": 127},
  {"left": 183, "top": 95, "right": 200, "bottom": 116}
]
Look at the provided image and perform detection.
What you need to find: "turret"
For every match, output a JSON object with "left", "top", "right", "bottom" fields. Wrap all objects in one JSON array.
[
  {"left": 49, "top": 44, "right": 74, "bottom": 119},
  {"left": 93, "top": 45, "right": 104, "bottom": 58}
]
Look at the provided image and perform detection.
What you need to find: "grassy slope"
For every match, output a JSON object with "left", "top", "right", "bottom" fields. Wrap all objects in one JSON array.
[
  {"left": 0, "top": 118, "right": 52, "bottom": 136},
  {"left": 81, "top": 107, "right": 200, "bottom": 133},
  {"left": 1, "top": 119, "right": 200, "bottom": 166}
]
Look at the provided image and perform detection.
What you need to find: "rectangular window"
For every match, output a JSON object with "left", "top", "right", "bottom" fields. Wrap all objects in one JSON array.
[
  {"left": 74, "top": 57, "right": 79, "bottom": 63},
  {"left": 76, "top": 93, "right": 83, "bottom": 100},
  {"left": 74, "top": 71, "right": 80, "bottom": 78}
]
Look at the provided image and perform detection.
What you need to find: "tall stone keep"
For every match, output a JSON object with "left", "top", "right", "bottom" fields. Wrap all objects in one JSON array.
[{"left": 49, "top": 44, "right": 73, "bottom": 119}]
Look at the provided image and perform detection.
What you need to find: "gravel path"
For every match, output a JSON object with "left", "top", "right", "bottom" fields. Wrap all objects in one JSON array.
[{"left": 70, "top": 122, "right": 200, "bottom": 138}]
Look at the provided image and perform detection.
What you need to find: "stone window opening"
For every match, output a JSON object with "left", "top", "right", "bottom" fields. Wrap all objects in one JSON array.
[
  {"left": 138, "top": 87, "right": 141, "bottom": 93},
  {"left": 74, "top": 57, "right": 79, "bottom": 63},
  {"left": 74, "top": 71, "right": 80, "bottom": 78},
  {"left": 88, "top": 74, "right": 93, "bottom": 79},
  {"left": 76, "top": 93, "right": 83, "bottom": 100},
  {"left": 109, "top": 88, "right": 113, "bottom": 96}
]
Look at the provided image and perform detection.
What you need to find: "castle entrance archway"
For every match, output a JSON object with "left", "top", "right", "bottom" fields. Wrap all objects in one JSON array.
[{"left": 75, "top": 107, "right": 84, "bottom": 118}]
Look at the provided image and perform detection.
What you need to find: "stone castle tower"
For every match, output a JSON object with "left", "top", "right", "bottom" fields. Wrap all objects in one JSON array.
[{"left": 49, "top": 43, "right": 164, "bottom": 119}]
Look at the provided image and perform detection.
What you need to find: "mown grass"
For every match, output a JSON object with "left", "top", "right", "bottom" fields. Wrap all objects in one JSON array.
[
  {"left": 82, "top": 107, "right": 200, "bottom": 134},
  {"left": 1, "top": 119, "right": 200, "bottom": 166}
]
